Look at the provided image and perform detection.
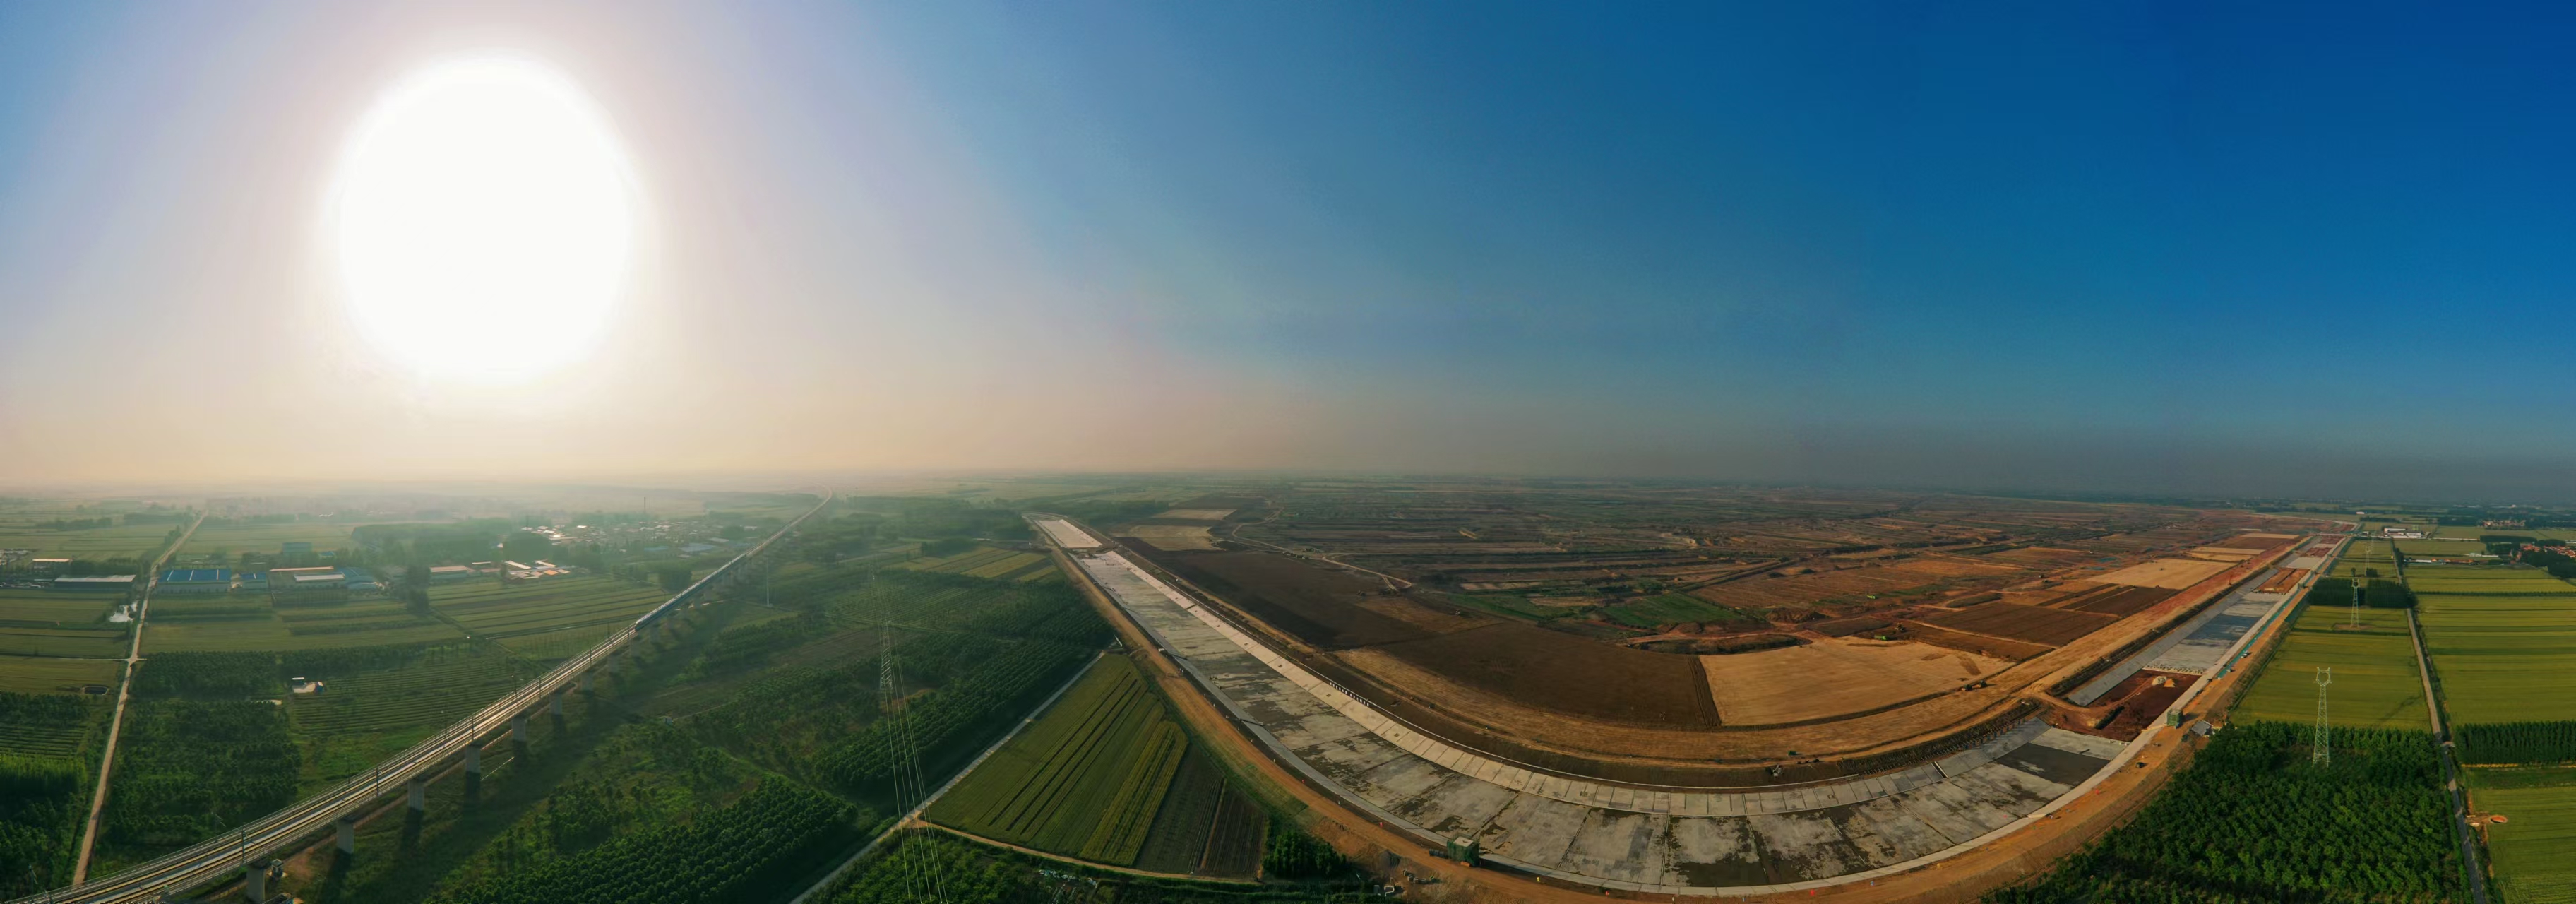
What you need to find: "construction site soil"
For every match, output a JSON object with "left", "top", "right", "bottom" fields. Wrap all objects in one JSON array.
[{"left": 1128, "top": 545, "right": 1721, "bottom": 727}]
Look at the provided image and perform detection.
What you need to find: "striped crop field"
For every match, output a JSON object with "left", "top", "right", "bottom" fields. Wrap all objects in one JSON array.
[
  {"left": 895, "top": 546, "right": 1061, "bottom": 583},
  {"left": 432, "top": 577, "right": 669, "bottom": 648},
  {"left": 146, "top": 599, "right": 464, "bottom": 653},
  {"left": 176, "top": 522, "right": 376, "bottom": 556},
  {"left": 2467, "top": 768, "right": 2576, "bottom": 904},
  {"left": 0, "top": 691, "right": 106, "bottom": 759},
  {"left": 0, "top": 654, "right": 121, "bottom": 696},
  {"left": 2237, "top": 602, "right": 2425, "bottom": 730},
  {"left": 926, "top": 658, "right": 1192, "bottom": 866},
  {"left": 0, "top": 588, "right": 120, "bottom": 626},
  {"left": 0, "top": 521, "right": 177, "bottom": 563},
  {"left": 2419, "top": 590, "right": 2576, "bottom": 725},
  {"left": 288, "top": 650, "right": 530, "bottom": 736},
  {"left": 0, "top": 625, "right": 129, "bottom": 658}
]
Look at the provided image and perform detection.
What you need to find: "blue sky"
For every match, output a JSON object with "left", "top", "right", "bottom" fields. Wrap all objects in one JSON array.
[{"left": 1, "top": 1, "right": 2572, "bottom": 498}]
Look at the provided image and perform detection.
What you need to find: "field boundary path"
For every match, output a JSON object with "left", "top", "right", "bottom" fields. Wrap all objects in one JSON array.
[
  {"left": 69, "top": 511, "right": 203, "bottom": 884},
  {"left": 2410, "top": 605, "right": 2491, "bottom": 904},
  {"left": 18, "top": 492, "right": 830, "bottom": 904},
  {"left": 787, "top": 649, "right": 1105, "bottom": 904}
]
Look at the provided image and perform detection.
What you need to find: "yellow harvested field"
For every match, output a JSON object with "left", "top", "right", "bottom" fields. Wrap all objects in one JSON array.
[
  {"left": 1153, "top": 508, "right": 1235, "bottom": 521},
  {"left": 1123, "top": 524, "right": 1218, "bottom": 551},
  {"left": 1699, "top": 638, "right": 2004, "bottom": 725},
  {"left": 2093, "top": 557, "right": 2233, "bottom": 589},
  {"left": 2189, "top": 549, "right": 2257, "bottom": 561}
]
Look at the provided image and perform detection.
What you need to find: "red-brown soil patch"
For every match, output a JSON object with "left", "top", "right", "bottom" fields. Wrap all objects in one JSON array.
[
  {"left": 2067, "top": 585, "right": 2178, "bottom": 617},
  {"left": 2258, "top": 568, "right": 2307, "bottom": 593},
  {"left": 1365, "top": 622, "right": 1721, "bottom": 727},
  {"left": 1129, "top": 546, "right": 1445, "bottom": 649},
  {"left": 1923, "top": 603, "right": 2121, "bottom": 646},
  {"left": 1811, "top": 615, "right": 1895, "bottom": 637},
  {"left": 1895, "top": 622, "right": 2056, "bottom": 661}
]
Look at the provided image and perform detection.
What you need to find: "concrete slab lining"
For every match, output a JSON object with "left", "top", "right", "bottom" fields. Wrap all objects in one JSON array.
[{"left": 1066, "top": 548, "right": 2152, "bottom": 893}]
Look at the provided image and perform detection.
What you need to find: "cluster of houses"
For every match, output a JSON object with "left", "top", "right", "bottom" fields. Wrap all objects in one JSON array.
[{"left": 29, "top": 548, "right": 582, "bottom": 596}]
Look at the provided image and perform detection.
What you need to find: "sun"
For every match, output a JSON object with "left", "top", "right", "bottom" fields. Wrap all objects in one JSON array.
[{"left": 329, "top": 55, "right": 639, "bottom": 384}]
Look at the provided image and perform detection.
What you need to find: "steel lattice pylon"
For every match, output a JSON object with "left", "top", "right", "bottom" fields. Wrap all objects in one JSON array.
[{"left": 2313, "top": 667, "right": 2334, "bottom": 766}]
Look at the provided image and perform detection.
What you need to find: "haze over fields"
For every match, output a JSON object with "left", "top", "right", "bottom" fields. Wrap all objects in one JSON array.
[{"left": 6, "top": 1, "right": 2576, "bottom": 500}]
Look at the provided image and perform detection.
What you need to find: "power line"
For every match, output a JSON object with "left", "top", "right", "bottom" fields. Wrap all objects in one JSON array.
[
  {"left": 877, "top": 629, "right": 945, "bottom": 903},
  {"left": 2313, "top": 667, "right": 2334, "bottom": 767}
]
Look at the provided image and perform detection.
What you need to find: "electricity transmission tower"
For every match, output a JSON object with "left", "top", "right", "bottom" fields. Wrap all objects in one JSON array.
[
  {"left": 2313, "top": 667, "right": 2334, "bottom": 766},
  {"left": 877, "top": 630, "right": 943, "bottom": 902},
  {"left": 2349, "top": 577, "right": 2363, "bottom": 629}
]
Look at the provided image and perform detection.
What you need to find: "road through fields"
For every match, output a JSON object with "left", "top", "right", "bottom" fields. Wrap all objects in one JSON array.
[
  {"left": 70, "top": 511, "right": 203, "bottom": 884},
  {"left": 13, "top": 494, "right": 827, "bottom": 904}
]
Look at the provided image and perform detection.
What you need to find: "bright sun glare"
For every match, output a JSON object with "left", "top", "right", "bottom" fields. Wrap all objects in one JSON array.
[{"left": 331, "top": 55, "right": 637, "bottom": 384}]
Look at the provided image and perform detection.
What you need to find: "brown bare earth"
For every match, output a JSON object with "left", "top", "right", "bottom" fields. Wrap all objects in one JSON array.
[
  {"left": 1689, "top": 557, "right": 2024, "bottom": 609},
  {"left": 1121, "top": 524, "right": 1220, "bottom": 550},
  {"left": 1699, "top": 638, "right": 2005, "bottom": 725},
  {"left": 1900, "top": 622, "right": 2058, "bottom": 660},
  {"left": 2258, "top": 568, "right": 2307, "bottom": 593},
  {"left": 2092, "top": 557, "right": 2234, "bottom": 589},
  {"left": 1365, "top": 622, "right": 1720, "bottom": 726},
  {"left": 2063, "top": 584, "right": 2178, "bottom": 617},
  {"left": 1924, "top": 603, "right": 2121, "bottom": 645},
  {"left": 1134, "top": 547, "right": 1440, "bottom": 649}
]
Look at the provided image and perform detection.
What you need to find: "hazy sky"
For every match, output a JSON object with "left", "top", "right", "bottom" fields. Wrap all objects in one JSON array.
[{"left": 4, "top": 1, "right": 2573, "bottom": 499}]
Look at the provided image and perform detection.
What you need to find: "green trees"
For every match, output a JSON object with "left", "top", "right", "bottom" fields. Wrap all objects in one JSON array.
[
  {"left": 655, "top": 566, "right": 694, "bottom": 593},
  {"left": 2457, "top": 722, "right": 2576, "bottom": 765},
  {"left": 1990, "top": 722, "right": 2458, "bottom": 903},
  {"left": 129, "top": 652, "right": 275, "bottom": 698},
  {"left": 100, "top": 700, "right": 298, "bottom": 851},
  {"left": 816, "top": 639, "right": 1094, "bottom": 800},
  {"left": 0, "top": 693, "right": 102, "bottom": 893},
  {"left": 424, "top": 781, "right": 857, "bottom": 904}
]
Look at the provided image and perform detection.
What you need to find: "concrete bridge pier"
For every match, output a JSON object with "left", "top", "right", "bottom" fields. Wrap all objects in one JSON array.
[
  {"left": 336, "top": 814, "right": 358, "bottom": 854},
  {"left": 511, "top": 713, "right": 529, "bottom": 743},
  {"left": 244, "top": 857, "right": 280, "bottom": 901},
  {"left": 464, "top": 743, "right": 482, "bottom": 775},
  {"left": 579, "top": 670, "right": 595, "bottom": 693},
  {"left": 406, "top": 775, "right": 427, "bottom": 811},
  {"left": 548, "top": 690, "right": 564, "bottom": 716}
]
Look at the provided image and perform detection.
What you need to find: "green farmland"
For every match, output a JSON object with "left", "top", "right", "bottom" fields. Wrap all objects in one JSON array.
[
  {"left": 2467, "top": 768, "right": 2576, "bottom": 904},
  {"left": 927, "top": 657, "right": 1265, "bottom": 875},
  {"left": 0, "top": 522, "right": 179, "bottom": 564},
  {"left": 0, "top": 588, "right": 120, "bottom": 625},
  {"left": 0, "top": 655, "right": 121, "bottom": 695},
  {"left": 175, "top": 521, "right": 373, "bottom": 557},
  {"left": 286, "top": 644, "right": 534, "bottom": 792},
  {"left": 2410, "top": 571, "right": 2576, "bottom": 595},
  {"left": 2418, "top": 579, "right": 2576, "bottom": 726},
  {"left": 0, "top": 625, "right": 130, "bottom": 658},
  {"left": 891, "top": 545, "right": 1061, "bottom": 583},
  {"left": 2412, "top": 565, "right": 2576, "bottom": 901},
  {"left": 430, "top": 577, "right": 670, "bottom": 658},
  {"left": 2332, "top": 539, "right": 2399, "bottom": 579},
  {"left": 2236, "top": 601, "right": 2426, "bottom": 730},
  {"left": 145, "top": 597, "right": 464, "bottom": 653}
]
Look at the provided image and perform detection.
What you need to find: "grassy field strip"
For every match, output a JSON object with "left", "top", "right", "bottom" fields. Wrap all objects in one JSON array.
[
  {"left": 2472, "top": 780, "right": 2576, "bottom": 904},
  {"left": 2238, "top": 601, "right": 2428, "bottom": 730},
  {"left": 925, "top": 658, "right": 1196, "bottom": 868},
  {"left": 2420, "top": 590, "right": 2576, "bottom": 725},
  {"left": 2408, "top": 560, "right": 2576, "bottom": 901},
  {"left": 787, "top": 650, "right": 1104, "bottom": 904},
  {"left": 1079, "top": 722, "right": 1186, "bottom": 863},
  {"left": 0, "top": 655, "right": 123, "bottom": 696}
]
